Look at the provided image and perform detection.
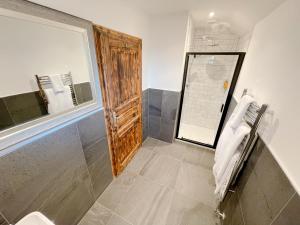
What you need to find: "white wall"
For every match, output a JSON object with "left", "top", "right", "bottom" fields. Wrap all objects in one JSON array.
[
  {"left": 147, "top": 12, "right": 189, "bottom": 91},
  {"left": 0, "top": 15, "right": 90, "bottom": 97},
  {"left": 29, "top": 0, "right": 150, "bottom": 90},
  {"left": 234, "top": 0, "right": 300, "bottom": 193}
]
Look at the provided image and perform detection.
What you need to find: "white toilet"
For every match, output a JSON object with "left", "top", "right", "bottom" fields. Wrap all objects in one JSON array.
[{"left": 15, "top": 212, "right": 54, "bottom": 225}]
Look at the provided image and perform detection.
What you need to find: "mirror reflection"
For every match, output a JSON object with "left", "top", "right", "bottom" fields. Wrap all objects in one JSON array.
[{"left": 0, "top": 13, "right": 94, "bottom": 131}]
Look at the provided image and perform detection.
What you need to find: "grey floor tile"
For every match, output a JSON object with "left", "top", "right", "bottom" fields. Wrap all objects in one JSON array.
[
  {"left": 142, "top": 138, "right": 159, "bottom": 150},
  {"left": 106, "top": 214, "right": 132, "bottom": 225},
  {"left": 140, "top": 154, "right": 181, "bottom": 188},
  {"left": 97, "top": 171, "right": 138, "bottom": 211},
  {"left": 153, "top": 141, "right": 185, "bottom": 160},
  {"left": 126, "top": 148, "right": 155, "bottom": 174},
  {"left": 165, "top": 192, "right": 219, "bottom": 225},
  {"left": 182, "top": 144, "right": 215, "bottom": 170},
  {"left": 175, "top": 162, "right": 217, "bottom": 208},
  {"left": 114, "top": 176, "right": 174, "bottom": 225},
  {"left": 78, "top": 202, "right": 111, "bottom": 225}
]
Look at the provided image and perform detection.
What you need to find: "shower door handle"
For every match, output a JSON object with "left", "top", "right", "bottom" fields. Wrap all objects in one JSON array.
[{"left": 220, "top": 104, "right": 224, "bottom": 113}]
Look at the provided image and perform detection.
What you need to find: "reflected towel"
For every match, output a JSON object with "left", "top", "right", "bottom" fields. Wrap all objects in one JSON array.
[
  {"left": 44, "top": 86, "right": 74, "bottom": 114},
  {"left": 49, "top": 74, "right": 65, "bottom": 93},
  {"left": 230, "top": 94, "right": 254, "bottom": 129},
  {"left": 213, "top": 122, "right": 250, "bottom": 183}
]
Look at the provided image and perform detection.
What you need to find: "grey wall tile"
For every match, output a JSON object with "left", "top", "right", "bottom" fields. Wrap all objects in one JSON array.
[
  {"left": 238, "top": 170, "right": 273, "bottom": 225},
  {"left": 74, "top": 82, "right": 93, "bottom": 104},
  {"left": 77, "top": 110, "right": 107, "bottom": 149},
  {"left": 0, "top": 99, "right": 14, "bottom": 131},
  {"left": 222, "top": 137, "right": 298, "bottom": 225},
  {"left": 0, "top": 124, "right": 94, "bottom": 224},
  {"left": 142, "top": 90, "right": 149, "bottom": 142},
  {"left": 161, "top": 91, "right": 180, "bottom": 122},
  {"left": 271, "top": 193, "right": 300, "bottom": 225},
  {"left": 251, "top": 140, "right": 295, "bottom": 218},
  {"left": 0, "top": 214, "right": 8, "bottom": 225},
  {"left": 149, "top": 115, "right": 161, "bottom": 139},
  {"left": 84, "top": 138, "right": 113, "bottom": 198},
  {"left": 160, "top": 120, "right": 175, "bottom": 143},
  {"left": 149, "top": 89, "right": 162, "bottom": 116}
]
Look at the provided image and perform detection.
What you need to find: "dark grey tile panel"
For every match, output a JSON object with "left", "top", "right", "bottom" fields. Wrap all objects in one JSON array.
[
  {"left": 149, "top": 115, "right": 161, "bottom": 139},
  {"left": 74, "top": 82, "right": 93, "bottom": 105},
  {"left": 84, "top": 137, "right": 113, "bottom": 198},
  {"left": 149, "top": 89, "right": 162, "bottom": 116},
  {"left": 0, "top": 214, "right": 8, "bottom": 225},
  {"left": 77, "top": 110, "right": 107, "bottom": 149},
  {"left": 0, "top": 99, "right": 14, "bottom": 131},
  {"left": 238, "top": 169, "right": 273, "bottom": 225},
  {"left": 271, "top": 193, "right": 300, "bottom": 225},
  {"left": 142, "top": 115, "right": 149, "bottom": 142},
  {"left": 251, "top": 139, "right": 295, "bottom": 218},
  {"left": 161, "top": 90, "right": 180, "bottom": 122},
  {"left": 160, "top": 120, "right": 175, "bottom": 143},
  {"left": 142, "top": 89, "right": 149, "bottom": 142},
  {"left": 0, "top": 124, "right": 94, "bottom": 224},
  {"left": 3, "top": 92, "right": 47, "bottom": 124}
]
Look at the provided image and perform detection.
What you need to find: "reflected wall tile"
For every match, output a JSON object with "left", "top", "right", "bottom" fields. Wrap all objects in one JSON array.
[
  {"left": 3, "top": 92, "right": 47, "bottom": 124},
  {"left": 0, "top": 124, "right": 94, "bottom": 224},
  {"left": 74, "top": 82, "right": 93, "bottom": 104},
  {"left": 0, "top": 98, "right": 14, "bottom": 131}
]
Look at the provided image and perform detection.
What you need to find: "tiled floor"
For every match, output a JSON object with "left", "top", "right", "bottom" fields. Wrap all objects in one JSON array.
[{"left": 78, "top": 138, "right": 219, "bottom": 225}]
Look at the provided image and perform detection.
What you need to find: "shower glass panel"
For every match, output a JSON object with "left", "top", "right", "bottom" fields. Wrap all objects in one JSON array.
[{"left": 177, "top": 53, "right": 245, "bottom": 148}]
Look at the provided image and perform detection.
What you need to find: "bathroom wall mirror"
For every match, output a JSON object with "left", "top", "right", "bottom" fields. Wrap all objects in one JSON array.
[{"left": 0, "top": 1, "right": 102, "bottom": 150}]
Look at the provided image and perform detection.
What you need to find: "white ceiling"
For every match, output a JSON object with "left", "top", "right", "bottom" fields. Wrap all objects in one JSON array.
[{"left": 123, "top": 0, "right": 286, "bottom": 34}]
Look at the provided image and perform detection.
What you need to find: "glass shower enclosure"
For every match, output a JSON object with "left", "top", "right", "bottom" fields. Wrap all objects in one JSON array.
[{"left": 176, "top": 52, "right": 245, "bottom": 148}]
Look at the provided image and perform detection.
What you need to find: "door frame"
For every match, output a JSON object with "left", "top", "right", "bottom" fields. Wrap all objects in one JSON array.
[{"left": 175, "top": 52, "right": 246, "bottom": 149}]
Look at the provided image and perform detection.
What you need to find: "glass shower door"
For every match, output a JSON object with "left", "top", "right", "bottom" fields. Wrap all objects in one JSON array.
[{"left": 177, "top": 53, "right": 244, "bottom": 147}]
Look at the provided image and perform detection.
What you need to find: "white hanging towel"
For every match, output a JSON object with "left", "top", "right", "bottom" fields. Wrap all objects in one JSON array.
[
  {"left": 213, "top": 122, "right": 251, "bottom": 184},
  {"left": 229, "top": 94, "right": 254, "bottom": 129},
  {"left": 49, "top": 74, "right": 65, "bottom": 93},
  {"left": 44, "top": 86, "right": 74, "bottom": 114},
  {"left": 214, "top": 152, "right": 241, "bottom": 200}
]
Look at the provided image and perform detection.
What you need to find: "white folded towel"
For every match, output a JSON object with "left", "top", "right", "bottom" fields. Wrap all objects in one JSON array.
[
  {"left": 44, "top": 86, "right": 74, "bottom": 114},
  {"left": 49, "top": 75, "right": 65, "bottom": 93},
  {"left": 213, "top": 122, "right": 251, "bottom": 183},
  {"left": 214, "top": 151, "right": 241, "bottom": 200},
  {"left": 229, "top": 94, "right": 254, "bottom": 129}
]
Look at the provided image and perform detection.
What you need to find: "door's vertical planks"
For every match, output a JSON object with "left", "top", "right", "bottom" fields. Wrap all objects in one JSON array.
[{"left": 93, "top": 25, "right": 142, "bottom": 176}]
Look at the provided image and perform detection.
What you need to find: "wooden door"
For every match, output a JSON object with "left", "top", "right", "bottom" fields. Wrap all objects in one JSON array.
[{"left": 93, "top": 25, "right": 142, "bottom": 176}]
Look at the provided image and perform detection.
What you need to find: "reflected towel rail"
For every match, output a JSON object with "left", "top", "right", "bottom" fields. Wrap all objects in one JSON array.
[{"left": 35, "top": 72, "right": 78, "bottom": 112}]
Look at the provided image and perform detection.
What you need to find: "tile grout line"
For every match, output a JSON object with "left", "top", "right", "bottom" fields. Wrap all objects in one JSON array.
[{"left": 269, "top": 192, "right": 296, "bottom": 225}]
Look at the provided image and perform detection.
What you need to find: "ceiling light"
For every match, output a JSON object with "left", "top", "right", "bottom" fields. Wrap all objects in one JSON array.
[{"left": 209, "top": 12, "right": 215, "bottom": 18}]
